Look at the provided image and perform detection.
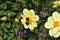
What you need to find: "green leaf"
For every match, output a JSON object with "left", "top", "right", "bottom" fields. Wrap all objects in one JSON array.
[
  {"left": 0, "top": 36, "right": 2, "bottom": 40},
  {"left": 5, "top": 1, "right": 12, "bottom": 4},
  {"left": 5, "top": 23, "right": 11, "bottom": 28},
  {"left": 4, "top": 33, "right": 7, "bottom": 39},
  {"left": 1, "top": 22, "right": 5, "bottom": 28},
  {"left": 0, "top": 10, "right": 5, "bottom": 16},
  {"left": 8, "top": 33, "right": 14, "bottom": 40},
  {"left": 0, "top": 3, "right": 7, "bottom": 9}
]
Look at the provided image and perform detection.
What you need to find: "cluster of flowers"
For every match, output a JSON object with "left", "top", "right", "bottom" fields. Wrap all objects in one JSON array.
[
  {"left": 0, "top": 0, "right": 60, "bottom": 39},
  {"left": 20, "top": 0, "right": 60, "bottom": 38}
]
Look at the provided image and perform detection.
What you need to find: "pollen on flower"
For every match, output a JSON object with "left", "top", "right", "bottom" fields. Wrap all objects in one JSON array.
[{"left": 54, "top": 21, "right": 59, "bottom": 27}]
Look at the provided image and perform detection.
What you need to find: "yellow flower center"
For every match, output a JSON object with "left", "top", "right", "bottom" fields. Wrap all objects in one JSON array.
[
  {"left": 26, "top": 17, "right": 33, "bottom": 25},
  {"left": 54, "top": 21, "right": 59, "bottom": 27}
]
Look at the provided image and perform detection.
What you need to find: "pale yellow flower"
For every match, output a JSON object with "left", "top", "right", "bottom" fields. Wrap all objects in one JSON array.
[
  {"left": 21, "top": 9, "right": 39, "bottom": 30},
  {"left": 45, "top": 12, "right": 60, "bottom": 37},
  {"left": 53, "top": 0, "right": 60, "bottom": 8}
]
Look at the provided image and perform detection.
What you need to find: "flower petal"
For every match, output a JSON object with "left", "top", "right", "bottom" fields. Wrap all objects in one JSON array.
[
  {"left": 52, "top": 12, "right": 59, "bottom": 21},
  {"left": 29, "top": 25, "right": 34, "bottom": 30},
  {"left": 53, "top": 1, "right": 58, "bottom": 4},
  {"left": 21, "top": 14, "right": 26, "bottom": 18},
  {"left": 53, "top": 5, "right": 57, "bottom": 8},
  {"left": 21, "top": 19, "right": 26, "bottom": 25},
  {"left": 49, "top": 27, "right": 58, "bottom": 36},
  {"left": 45, "top": 21, "right": 54, "bottom": 29},
  {"left": 47, "top": 16, "right": 53, "bottom": 22},
  {"left": 32, "top": 22, "right": 37, "bottom": 28},
  {"left": 29, "top": 9, "right": 35, "bottom": 15},
  {"left": 32, "top": 15, "right": 39, "bottom": 21},
  {"left": 58, "top": 26, "right": 60, "bottom": 30},
  {"left": 24, "top": 24, "right": 29, "bottom": 29},
  {"left": 53, "top": 32, "right": 60, "bottom": 37},
  {"left": 23, "top": 9, "right": 29, "bottom": 17}
]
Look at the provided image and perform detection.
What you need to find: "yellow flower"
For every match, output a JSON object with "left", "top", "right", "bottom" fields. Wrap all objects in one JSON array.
[
  {"left": 21, "top": 9, "right": 39, "bottom": 30},
  {"left": 53, "top": 0, "right": 60, "bottom": 8},
  {"left": 0, "top": 16, "right": 7, "bottom": 21},
  {"left": 45, "top": 12, "right": 60, "bottom": 37},
  {"left": 15, "top": 18, "right": 19, "bottom": 22}
]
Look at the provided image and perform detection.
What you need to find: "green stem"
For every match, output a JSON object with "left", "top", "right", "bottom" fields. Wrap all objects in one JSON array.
[
  {"left": 2, "top": 29, "right": 4, "bottom": 40},
  {"left": 13, "top": 23, "right": 18, "bottom": 40},
  {"left": 13, "top": 29, "right": 17, "bottom": 40},
  {"left": 16, "top": 0, "right": 20, "bottom": 12}
]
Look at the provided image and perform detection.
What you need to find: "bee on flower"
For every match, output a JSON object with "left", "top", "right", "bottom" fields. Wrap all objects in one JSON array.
[
  {"left": 45, "top": 12, "right": 60, "bottom": 37},
  {"left": 21, "top": 9, "right": 39, "bottom": 30},
  {"left": 53, "top": 0, "right": 60, "bottom": 8}
]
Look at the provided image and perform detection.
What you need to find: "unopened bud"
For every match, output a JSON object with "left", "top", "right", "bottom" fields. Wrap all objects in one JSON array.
[
  {"left": 15, "top": 18, "right": 19, "bottom": 22},
  {"left": 0, "top": 16, "right": 7, "bottom": 21}
]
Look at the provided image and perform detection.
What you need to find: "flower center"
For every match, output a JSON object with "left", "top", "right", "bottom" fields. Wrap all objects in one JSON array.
[
  {"left": 54, "top": 21, "right": 59, "bottom": 27},
  {"left": 26, "top": 17, "right": 33, "bottom": 25}
]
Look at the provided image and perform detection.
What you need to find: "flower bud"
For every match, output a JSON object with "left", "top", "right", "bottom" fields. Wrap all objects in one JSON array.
[
  {"left": 0, "top": 16, "right": 7, "bottom": 21},
  {"left": 15, "top": 18, "right": 19, "bottom": 22}
]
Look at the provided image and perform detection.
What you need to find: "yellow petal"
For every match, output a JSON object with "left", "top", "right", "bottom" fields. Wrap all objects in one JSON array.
[
  {"left": 29, "top": 25, "right": 34, "bottom": 30},
  {"left": 32, "top": 15, "right": 39, "bottom": 21},
  {"left": 58, "top": 26, "right": 60, "bottom": 30},
  {"left": 24, "top": 24, "right": 29, "bottom": 29},
  {"left": 58, "top": 1, "right": 60, "bottom": 5},
  {"left": 23, "top": 9, "right": 29, "bottom": 17},
  {"left": 32, "top": 22, "right": 37, "bottom": 28},
  {"left": 29, "top": 9, "right": 35, "bottom": 16},
  {"left": 21, "top": 19, "right": 26, "bottom": 25},
  {"left": 45, "top": 21, "right": 54, "bottom": 29},
  {"left": 52, "top": 12, "right": 59, "bottom": 21},
  {"left": 49, "top": 28, "right": 58, "bottom": 36},
  {"left": 53, "top": 32, "right": 60, "bottom": 37},
  {"left": 47, "top": 16, "right": 53, "bottom": 22},
  {"left": 53, "top": 5, "right": 57, "bottom": 8},
  {"left": 53, "top": 1, "right": 58, "bottom": 4}
]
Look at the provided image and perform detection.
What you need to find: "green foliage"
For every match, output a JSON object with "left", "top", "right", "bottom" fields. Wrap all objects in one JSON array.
[{"left": 0, "top": 0, "right": 59, "bottom": 40}]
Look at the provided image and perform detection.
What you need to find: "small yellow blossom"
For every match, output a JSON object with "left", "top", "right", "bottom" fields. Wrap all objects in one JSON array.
[
  {"left": 21, "top": 9, "right": 39, "bottom": 30},
  {"left": 53, "top": 0, "right": 60, "bottom": 8},
  {"left": 0, "top": 16, "right": 7, "bottom": 21},
  {"left": 15, "top": 18, "right": 19, "bottom": 22},
  {"left": 45, "top": 12, "right": 60, "bottom": 37}
]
